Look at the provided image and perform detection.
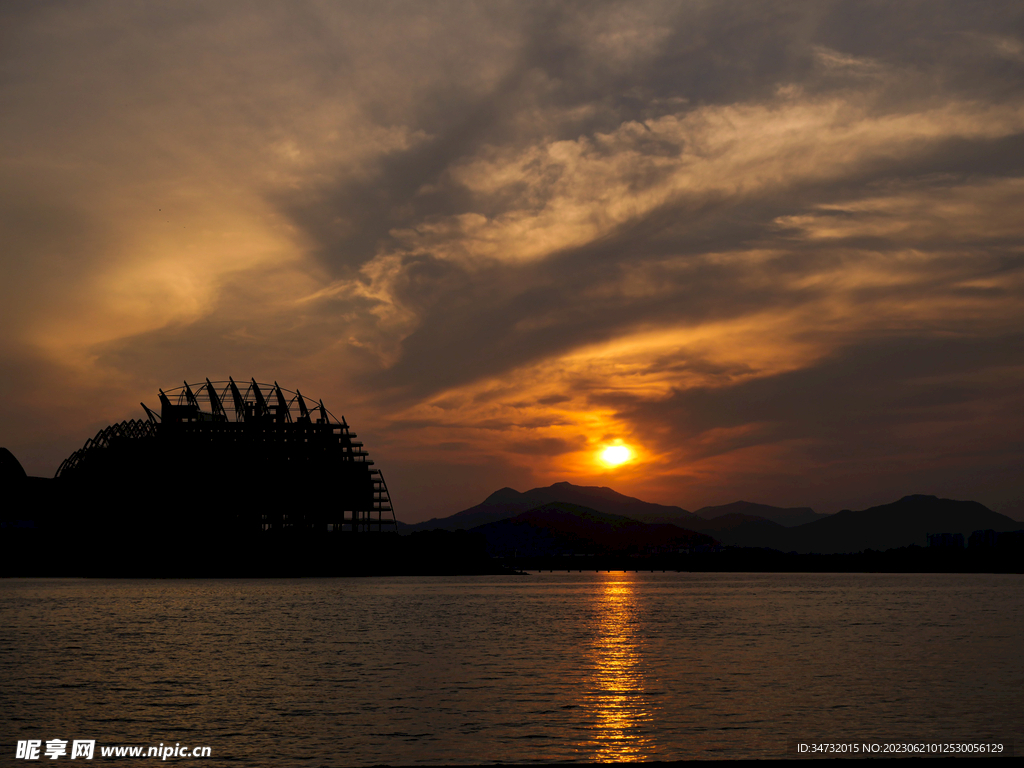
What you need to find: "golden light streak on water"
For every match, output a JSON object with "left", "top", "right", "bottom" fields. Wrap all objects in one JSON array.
[{"left": 580, "top": 572, "right": 655, "bottom": 762}]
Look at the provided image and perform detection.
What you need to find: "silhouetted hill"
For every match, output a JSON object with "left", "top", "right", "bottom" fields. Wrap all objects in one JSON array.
[
  {"left": 677, "top": 495, "right": 1021, "bottom": 552},
  {"left": 406, "top": 481, "right": 701, "bottom": 531},
  {"left": 470, "top": 501, "right": 715, "bottom": 557},
  {"left": 772, "top": 495, "right": 1019, "bottom": 553},
  {"left": 687, "top": 513, "right": 794, "bottom": 547},
  {"left": 404, "top": 486, "right": 1017, "bottom": 557},
  {"left": 405, "top": 487, "right": 534, "bottom": 531},
  {"left": 690, "top": 512, "right": 771, "bottom": 530},
  {"left": 694, "top": 500, "right": 826, "bottom": 527}
]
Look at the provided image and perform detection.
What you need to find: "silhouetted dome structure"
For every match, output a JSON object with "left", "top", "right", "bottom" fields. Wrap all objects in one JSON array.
[
  {"left": 56, "top": 378, "right": 395, "bottom": 535},
  {"left": 1, "top": 447, "right": 28, "bottom": 483}
]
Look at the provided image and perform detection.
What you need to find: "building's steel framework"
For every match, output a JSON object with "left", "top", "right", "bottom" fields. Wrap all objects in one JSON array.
[
  {"left": 56, "top": 418, "right": 156, "bottom": 477},
  {"left": 56, "top": 378, "right": 396, "bottom": 533}
]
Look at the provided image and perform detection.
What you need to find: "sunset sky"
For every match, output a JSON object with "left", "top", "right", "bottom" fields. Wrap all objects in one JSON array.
[{"left": 2, "top": 1, "right": 1023, "bottom": 522}]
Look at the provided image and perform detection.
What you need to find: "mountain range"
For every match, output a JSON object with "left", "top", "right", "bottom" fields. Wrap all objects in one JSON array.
[
  {"left": 406, "top": 482, "right": 702, "bottom": 531},
  {"left": 693, "top": 500, "right": 827, "bottom": 527},
  {"left": 402, "top": 483, "right": 1021, "bottom": 554},
  {"left": 472, "top": 501, "right": 715, "bottom": 558}
]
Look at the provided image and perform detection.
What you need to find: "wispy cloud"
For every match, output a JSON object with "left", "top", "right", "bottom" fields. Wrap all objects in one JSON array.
[{"left": 3, "top": 1, "right": 1023, "bottom": 519}]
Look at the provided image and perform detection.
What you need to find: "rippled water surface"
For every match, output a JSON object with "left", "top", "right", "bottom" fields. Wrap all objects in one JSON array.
[{"left": 3, "top": 573, "right": 1022, "bottom": 764}]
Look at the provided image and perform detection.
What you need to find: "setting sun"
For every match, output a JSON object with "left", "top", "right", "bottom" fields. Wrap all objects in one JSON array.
[{"left": 599, "top": 444, "right": 633, "bottom": 467}]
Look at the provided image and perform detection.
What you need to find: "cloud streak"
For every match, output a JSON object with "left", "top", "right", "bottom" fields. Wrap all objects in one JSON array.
[{"left": 2, "top": 1, "right": 1023, "bottom": 520}]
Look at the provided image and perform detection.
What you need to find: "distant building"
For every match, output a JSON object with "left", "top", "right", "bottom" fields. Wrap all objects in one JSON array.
[
  {"left": 968, "top": 529, "right": 1000, "bottom": 548},
  {"left": 994, "top": 530, "right": 1024, "bottom": 550}
]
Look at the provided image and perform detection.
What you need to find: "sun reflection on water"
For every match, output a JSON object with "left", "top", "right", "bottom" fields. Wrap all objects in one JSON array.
[{"left": 578, "top": 572, "right": 656, "bottom": 762}]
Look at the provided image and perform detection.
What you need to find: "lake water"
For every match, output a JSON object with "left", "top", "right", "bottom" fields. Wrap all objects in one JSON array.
[{"left": 2, "top": 573, "right": 1022, "bottom": 764}]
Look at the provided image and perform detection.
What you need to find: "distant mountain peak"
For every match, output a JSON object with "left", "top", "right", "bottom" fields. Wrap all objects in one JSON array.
[
  {"left": 542, "top": 481, "right": 615, "bottom": 493},
  {"left": 482, "top": 487, "right": 523, "bottom": 503},
  {"left": 408, "top": 480, "right": 698, "bottom": 532}
]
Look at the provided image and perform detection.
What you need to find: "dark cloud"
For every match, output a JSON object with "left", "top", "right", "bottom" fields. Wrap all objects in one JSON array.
[
  {"left": 2, "top": 1, "right": 1023, "bottom": 519},
  {"left": 365, "top": 169, "right": 1024, "bottom": 402},
  {"left": 606, "top": 332, "right": 1024, "bottom": 511},
  {"left": 274, "top": 1, "right": 1024, "bottom": 276},
  {"left": 617, "top": 333, "right": 1024, "bottom": 441}
]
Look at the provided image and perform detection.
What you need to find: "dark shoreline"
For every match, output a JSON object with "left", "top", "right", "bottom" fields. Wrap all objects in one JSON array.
[
  {"left": 0, "top": 529, "right": 512, "bottom": 578},
  {"left": 3, "top": 536, "right": 1021, "bottom": 577},
  {"left": 6, "top": 474, "right": 1020, "bottom": 577}
]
